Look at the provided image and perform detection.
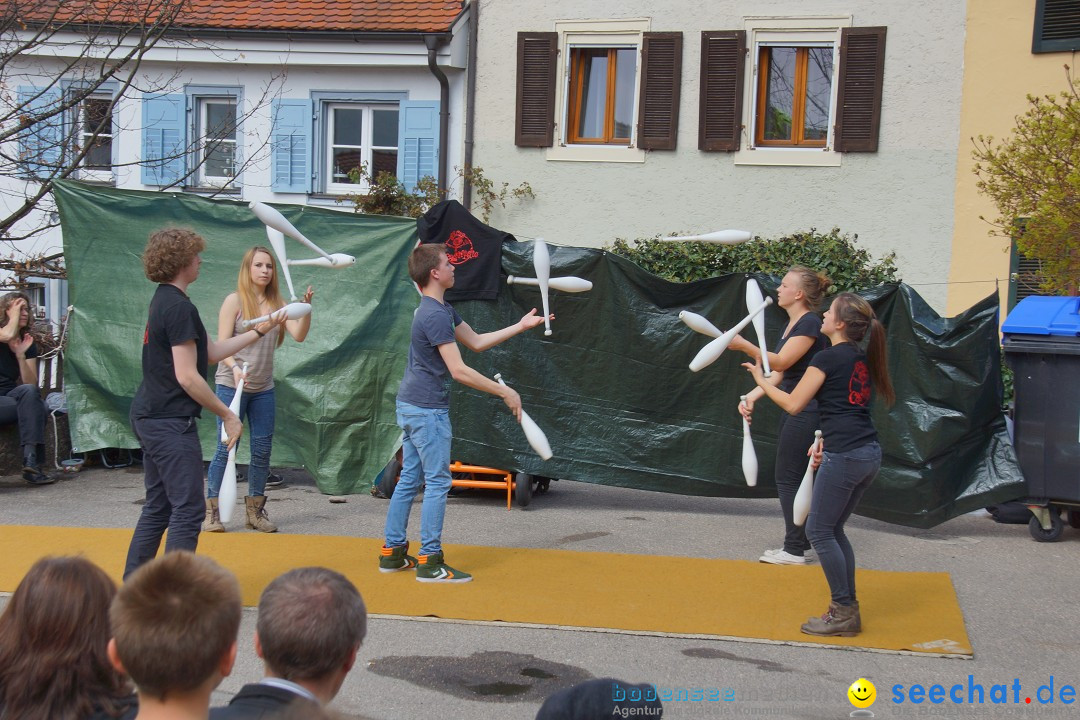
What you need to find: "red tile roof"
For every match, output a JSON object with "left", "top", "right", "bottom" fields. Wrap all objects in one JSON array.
[{"left": 19, "top": 0, "right": 464, "bottom": 34}]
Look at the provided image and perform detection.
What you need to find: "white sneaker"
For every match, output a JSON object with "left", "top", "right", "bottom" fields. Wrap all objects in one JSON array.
[
  {"left": 763, "top": 547, "right": 816, "bottom": 563},
  {"left": 760, "top": 549, "right": 808, "bottom": 565}
]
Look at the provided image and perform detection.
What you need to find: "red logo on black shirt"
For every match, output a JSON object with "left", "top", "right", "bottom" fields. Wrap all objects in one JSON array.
[
  {"left": 446, "top": 230, "right": 479, "bottom": 265},
  {"left": 849, "top": 360, "right": 871, "bottom": 406},
  {"left": 143, "top": 324, "right": 149, "bottom": 345}
]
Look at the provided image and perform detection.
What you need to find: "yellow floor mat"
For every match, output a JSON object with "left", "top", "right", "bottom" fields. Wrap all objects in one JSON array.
[{"left": 0, "top": 526, "right": 971, "bottom": 657}]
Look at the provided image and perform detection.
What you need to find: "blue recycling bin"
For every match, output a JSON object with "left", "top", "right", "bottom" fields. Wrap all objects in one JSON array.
[{"left": 1001, "top": 296, "right": 1080, "bottom": 541}]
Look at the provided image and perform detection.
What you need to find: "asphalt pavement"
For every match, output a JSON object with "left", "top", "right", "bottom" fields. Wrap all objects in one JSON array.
[{"left": 2, "top": 462, "right": 1078, "bottom": 719}]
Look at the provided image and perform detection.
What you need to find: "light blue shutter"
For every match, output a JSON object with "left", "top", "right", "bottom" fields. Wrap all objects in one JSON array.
[
  {"left": 396, "top": 101, "right": 440, "bottom": 193},
  {"left": 140, "top": 93, "right": 186, "bottom": 186},
  {"left": 270, "top": 99, "right": 312, "bottom": 193},
  {"left": 16, "top": 86, "right": 63, "bottom": 178}
]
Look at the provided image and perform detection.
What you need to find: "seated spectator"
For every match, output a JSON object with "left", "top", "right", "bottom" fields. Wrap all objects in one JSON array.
[
  {"left": 211, "top": 567, "right": 366, "bottom": 719},
  {"left": 0, "top": 555, "right": 137, "bottom": 719},
  {"left": 0, "top": 292, "right": 52, "bottom": 485},
  {"left": 108, "top": 552, "right": 241, "bottom": 720},
  {"left": 536, "top": 678, "right": 664, "bottom": 719}
]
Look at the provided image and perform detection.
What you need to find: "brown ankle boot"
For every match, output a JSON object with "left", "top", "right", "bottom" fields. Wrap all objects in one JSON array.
[
  {"left": 851, "top": 600, "right": 861, "bottom": 632},
  {"left": 801, "top": 601, "right": 859, "bottom": 637},
  {"left": 204, "top": 498, "right": 225, "bottom": 532},
  {"left": 244, "top": 495, "right": 277, "bottom": 533}
]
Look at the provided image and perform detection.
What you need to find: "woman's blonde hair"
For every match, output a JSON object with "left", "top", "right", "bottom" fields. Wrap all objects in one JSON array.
[
  {"left": 787, "top": 265, "right": 832, "bottom": 311},
  {"left": 237, "top": 246, "right": 286, "bottom": 348}
]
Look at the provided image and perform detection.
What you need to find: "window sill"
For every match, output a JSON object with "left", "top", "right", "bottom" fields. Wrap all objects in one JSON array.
[
  {"left": 183, "top": 185, "right": 242, "bottom": 196},
  {"left": 545, "top": 143, "right": 646, "bottom": 164},
  {"left": 733, "top": 147, "right": 841, "bottom": 167},
  {"left": 74, "top": 177, "right": 116, "bottom": 187}
]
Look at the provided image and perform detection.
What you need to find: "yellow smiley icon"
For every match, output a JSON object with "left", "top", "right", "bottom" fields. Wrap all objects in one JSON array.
[{"left": 848, "top": 678, "right": 876, "bottom": 708}]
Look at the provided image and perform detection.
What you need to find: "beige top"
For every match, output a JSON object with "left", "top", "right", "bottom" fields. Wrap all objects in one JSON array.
[{"left": 214, "top": 313, "right": 280, "bottom": 392}]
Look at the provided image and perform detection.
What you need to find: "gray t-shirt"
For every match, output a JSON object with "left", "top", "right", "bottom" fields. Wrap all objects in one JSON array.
[{"left": 396, "top": 295, "right": 462, "bottom": 408}]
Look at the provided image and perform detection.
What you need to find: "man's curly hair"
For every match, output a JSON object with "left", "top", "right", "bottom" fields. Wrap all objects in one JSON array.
[{"left": 142, "top": 228, "right": 206, "bottom": 283}]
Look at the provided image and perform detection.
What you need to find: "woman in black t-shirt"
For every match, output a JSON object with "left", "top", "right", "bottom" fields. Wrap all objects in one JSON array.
[
  {"left": 731, "top": 267, "right": 830, "bottom": 566},
  {"left": 743, "top": 292, "right": 894, "bottom": 637}
]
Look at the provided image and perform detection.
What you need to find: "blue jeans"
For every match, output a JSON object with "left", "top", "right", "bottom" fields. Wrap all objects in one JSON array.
[
  {"left": 124, "top": 416, "right": 205, "bottom": 579},
  {"left": 806, "top": 441, "right": 882, "bottom": 606},
  {"left": 206, "top": 386, "right": 276, "bottom": 498},
  {"left": 384, "top": 400, "right": 452, "bottom": 557}
]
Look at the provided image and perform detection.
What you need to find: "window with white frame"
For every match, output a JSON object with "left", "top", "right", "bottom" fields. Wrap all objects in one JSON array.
[
  {"left": 324, "top": 103, "right": 399, "bottom": 194},
  {"left": 196, "top": 97, "right": 238, "bottom": 187},
  {"left": 735, "top": 17, "right": 850, "bottom": 166},
  {"left": 75, "top": 95, "right": 114, "bottom": 180}
]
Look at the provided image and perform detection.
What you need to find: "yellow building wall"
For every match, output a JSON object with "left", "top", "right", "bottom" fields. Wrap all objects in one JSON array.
[{"left": 949, "top": 0, "right": 1079, "bottom": 316}]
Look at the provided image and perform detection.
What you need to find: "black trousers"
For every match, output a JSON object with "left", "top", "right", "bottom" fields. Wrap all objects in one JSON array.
[
  {"left": 123, "top": 416, "right": 205, "bottom": 579},
  {"left": 775, "top": 407, "right": 820, "bottom": 556},
  {"left": 0, "top": 383, "right": 46, "bottom": 459}
]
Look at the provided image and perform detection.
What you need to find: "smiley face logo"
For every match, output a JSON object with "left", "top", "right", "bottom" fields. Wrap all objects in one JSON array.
[{"left": 848, "top": 678, "right": 876, "bottom": 708}]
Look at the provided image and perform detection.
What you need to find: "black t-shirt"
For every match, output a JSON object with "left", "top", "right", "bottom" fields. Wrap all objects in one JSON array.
[
  {"left": 809, "top": 341, "right": 878, "bottom": 454},
  {"left": 0, "top": 338, "right": 39, "bottom": 395},
  {"left": 418, "top": 199, "right": 514, "bottom": 301},
  {"left": 775, "top": 312, "right": 826, "bottom": 395},
  {"left": 131, "top": 284, "right": 208, "bottom": 419}
]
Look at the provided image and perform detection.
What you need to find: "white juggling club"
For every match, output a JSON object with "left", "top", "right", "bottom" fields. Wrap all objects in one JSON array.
[
  {"left": 241, "top": 302, "right": 311, "bottom": 328},
  {"left": 265, "top": 227, "right": 298, "bottom": 301},
  {"left": 740, "top": 395, "right": 757, "bottom": 487},
  {"left": 249, "top": 201, "right": 336, "bottom": 263},
  {"left": 507, "top": 275, "right": 592, "bottom": 293},
  {"left": 218, "top": 361, "right": 248, "bottom": 524},
  {"left": 745, "top": 279, "right": 772, "bottom": 377},
  {"left": 660, "top": 230, "right": 752, "bottom": 244},
  {"left": 286, "top": 253, "right": 356, "bottom": 268},
  {"left": 678, "top": 310, "right": 722, "bottom": 338},
  {"left": 688, "top": 297, "right": 773, "bottom": 372},
  {"left": 533, "top": 238, "right": 552, "bottom": 336},
  {"left": 793, "top": 430, "right": 823, "bottom": 527},
  {"left": 494, "top": 373, "right": 553, "bottom": 460}
]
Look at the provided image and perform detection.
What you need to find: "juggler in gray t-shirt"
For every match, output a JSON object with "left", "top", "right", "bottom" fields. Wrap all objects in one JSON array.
[{"left": 396, "top": 295, "right": 463, "bottom": 408}]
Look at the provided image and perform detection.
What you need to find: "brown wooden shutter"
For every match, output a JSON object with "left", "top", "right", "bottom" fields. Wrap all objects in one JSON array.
[
  {"left": 699, "top": 31, "right": 745, "bottom": 152},
  {"left": 637, "top": 32, "right": 682, "bottom": 150},
  {"left": 834, "top": 26, "right": 886, "bottom": 153},
  {"left": 516, "top": 32, "right": 557, "bottom": 147}
]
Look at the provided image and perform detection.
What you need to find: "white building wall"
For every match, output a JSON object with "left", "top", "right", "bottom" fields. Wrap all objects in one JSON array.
[
  {"left": 470, "top": 1, "right": 966, "bottom": 311},
  {"left": 2, "top": 31, "right": 467, "bottom": 261}
]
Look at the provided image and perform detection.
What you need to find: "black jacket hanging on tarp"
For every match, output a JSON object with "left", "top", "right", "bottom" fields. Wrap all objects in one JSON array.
[{"left": 417, "top": 200, "right": 514, "bottom": 301}]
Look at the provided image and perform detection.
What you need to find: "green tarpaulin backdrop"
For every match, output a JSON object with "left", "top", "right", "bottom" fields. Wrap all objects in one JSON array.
[
  {"left": 449, "top": 245, "right": 1025, "bottom": 529},
  {"left": 55, "top": 181, "right": 418, "bottom": 495},
  {"left": 55, "top": 182, "right": 1024, "bottom": 527}
]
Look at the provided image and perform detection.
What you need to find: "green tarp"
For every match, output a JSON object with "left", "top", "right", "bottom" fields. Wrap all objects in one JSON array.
[
  {"left": 55, "top": 182, "right": 1024, "bottom": 527},
  {"left": 55, "top": 181, "right": 418, "bottom": 495},
  {"left": 449, "top": 245, "right": 1025, "bottom": 529}
]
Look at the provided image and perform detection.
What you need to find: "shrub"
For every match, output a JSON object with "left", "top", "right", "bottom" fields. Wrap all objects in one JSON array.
[{"left": 607, "top": 227, "right": 900, "bottom": 291}]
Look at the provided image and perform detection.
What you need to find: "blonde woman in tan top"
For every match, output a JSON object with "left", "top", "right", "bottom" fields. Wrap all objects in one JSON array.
[{"left": 204, "top": 246, "right": 313, "bottom": 533}]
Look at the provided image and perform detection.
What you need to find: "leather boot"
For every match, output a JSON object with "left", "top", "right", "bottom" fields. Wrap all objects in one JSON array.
[
  {"left": 244, "top": 495, "right": 277, "bottom": 533},
  {"left": 800, "top": 601, "right": 860, "bottom": 637},
  {"left": 203, "top": 498, "right": 225, "bottom": 533}
]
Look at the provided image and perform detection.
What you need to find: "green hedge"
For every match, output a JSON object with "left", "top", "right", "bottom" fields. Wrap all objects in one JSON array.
[{"left": 606, "top": 227, "right": 900, "bottom": 291}]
